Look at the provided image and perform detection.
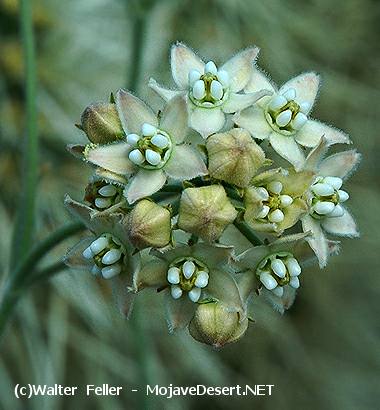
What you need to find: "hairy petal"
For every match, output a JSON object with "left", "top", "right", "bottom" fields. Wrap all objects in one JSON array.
[
  {"left": 124, "top": 169, "right": 166, "bottom": 204},
  {"left": 223, "top": 89, "right": 272, "bottom": 114},
  {"left": 166, "top": 295, "right": 196, "bottom": 333},
  {"left": 303, "top": 119, "right": 351, "bottom": 146},
  {"left": 302, "top": 214, "right": 329, "bottom": 268},
  {"left": 319, "top": 150, "right": 361, "bottom": 180},
  {"left": 189, "top": 106, "right": 226, "bottom": 138},
  {"left": 148, "top": 78, "right": 182, "bottom": 101},
  {"left": 321, "top": 209, "right": 359, "bottom": 238},
  {"left": 269, "top": 133, "right": 305, "bottom": 170},
  {"left": 233, "top": 106, "right": 272, "bottom": 139},
  {"left": 132, "top": 259, "right": 168, "bottom": 292},
  {"left": 160, "top": 95, "right": 188, "bottom": 143},
  {"left": 164, "top": 144, "right": 207, "bottom": 180}
]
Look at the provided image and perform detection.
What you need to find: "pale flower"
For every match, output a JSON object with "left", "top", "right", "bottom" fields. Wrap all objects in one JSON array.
[
  {"left": 234, "top": 69, "right": 351, "bottom": 170},
  {"left": 149, "top": 42, "right": 271, "bottom": 138}
]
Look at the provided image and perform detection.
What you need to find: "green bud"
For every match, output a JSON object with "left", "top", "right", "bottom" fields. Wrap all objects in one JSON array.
[
  {"left": 189, "top": 302, "right": 249, "bottom": 348},
  {"left": 206, "top": 128, "right": 266, "bottom": 188},
  {"left": 178, "top": 185, "right": 238, "bottom": 242},
  {"left": 127, "top": 199, "right": 171, "bottom": 249},
  {"left": 80, "top": 102, "right": 124, "bottom": 144}
]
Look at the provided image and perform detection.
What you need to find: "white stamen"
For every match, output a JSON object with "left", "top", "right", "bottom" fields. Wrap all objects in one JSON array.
[
  {"left": 269, "top": 95, "right": 287, "bottom": 111},
  {"left": 129, "top": 149, "right": 145, "bottom": 165},
  {"left": 141, "top": 123, "right": 157, "bottom": 137},
  {"left": 323, "top": 176, "right": 343, "bottom": 190},
  {"left": 314, "top": 201, "right": 335, "bottom": 215},
  {"left": 276, "top": 110, "right": 292, "bottom": 127},
  {"left": 282, "top": 88, "right": 296, "bottom": 101},
  {"left": 268, "top": 209, "right": 285, "bottom": 223},
  {"left": 98, "top": 184, "right": 117, "bottom": 197},
  {"left": 273, "top": 287, "right": 284, "bottom": 297},
  {"left": 286, "top": 258, "right": 301, "bottom": 276},
  {"left": 82, "top": 246, "right": 93, "bottom": 259},
  {"left": 126, "top": 133, "right": 140, "bottom": 146},
  {"left": 183, "top": 260, "right": 196, "bottom": 279},
  {"left": 95, "top": 197, "right": 112, "bottom": 209},
  {"left": 267, "top": 181, "right": 283, "bottom": 194},
  {"left": 271, "top": 259, "right": 287, "bottom": 278},
  {"left": 192, "top": 80, "right": 206, "bottom": 100},
  {"left": 292, "top": 112, "right": 308, "bottom": 130},
  {"left": 217, "top": 70, "right": 229, "bottom": 87},
  {"left": 90, "top": 236, "right": 109, "bottom": 254},
  {"left": 91, "top": 265, "right": 102, "bottom": 276},
  {"left": 338, "top": 190, "right": 349, "bottom": 202},
  {"left": 101, "top": 264, "right": 122, "bottom": 279},
  {"left": 171, "top": 285, "right": 182, "bottom": 299},
  {"left": 329, "top": 204, "right": 345, "bottom": 218},
  {"left": 257, "top": 187, "right": 269, "bottom": 200},
  {"left": 280, "top": 194, "right": 293, "bottom": 207},
  {"left": 102, "top": 249, "right": 122, "bottom": 265},
  {"left": 188, "top": 287, "right": 202, "bottom": 303},
  {"left": 194, "top": 271, "right": 209, "bottom": 288},
  {"left": 289, "top": 276, "right": 300, "bottom": 289},
  {"left": 210, "top": 80, "right": 223, "bottom": 100},
  {"left": 257, "top": 205, "right": 270, "bottom": 219},
  {"left": 204, "top": 61, "right": 217, "bottom": 75},
  {"left": 260, "top": 272, "right": 278, "bottom": 290},
  {"left": 151, "top": 134, "right": 169, "bottom": 149},
  {"left": 167, "top": 267, "right": 180, "bottom": 285},
  {"left": 299, "top": 102, "right": 311, "bottom": 114},
  {"left": 312, "top": 183, "right": 334, "bottom": 197},
  {"left": 145, "top": 149, "right": 161, "bottom": 166},
  {"left": 188, "top": 69, "right": 201, "bottom": 86}
]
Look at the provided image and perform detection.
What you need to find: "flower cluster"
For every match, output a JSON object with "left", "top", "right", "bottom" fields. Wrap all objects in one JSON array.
[{"left": 65, "top": 43, "right": 360, "bottom": 347}]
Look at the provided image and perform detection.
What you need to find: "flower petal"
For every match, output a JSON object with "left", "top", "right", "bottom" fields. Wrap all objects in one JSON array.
[
  {"left": 115, "top": 89, "right": 158, "bottom": 134},
  {"left": 295, "top": 121, "right": 324, "bottom": 148},
  {"left": 148, "top": 78, "right": 182, "bottom": 101},
  {"left": 220, "top": 47, "right": 260, "bottom": 92},
  {"left": 276, "top": 199, "right": 308, "bottom": 233},
  {"left": 303, "top": 138, "right": 329, "bottom": 172},
  {"left": 110, "top": 276, "right": 135, "bottom": 319},
  {"left": 319, "top": 150, "right": 361, "bottom": 180},
  {"left": 236, "top": 245, "right": 271, "bottom": 271},
  {"left": 269, "top": 133, "right": 305, "bottom": 170},
  {"left": 84, "top": 142, "right": 135, "bottom": 176},
  {"left": 245, "top": 66, "right": 276, "bottom": 94},
  {"left": 63, "top": 237, "right": 94, "bottom": 270},
  {"left": 279, "top": 72, "right": 320, "bottom": 114},
  {"left": 160, "top": 95, "right": 188, "bottom": 143},
  {"left": 170, "top": 42, "right": 204, "bottom": 89},
  {"left": 189, "top": 106, "right": 226, "bottom": 138},
  {"left": 301, "top": 119, "right": 351, "bottom": 146},
  {"left": 164, "top": 144, "right": 207, "bottom": 180},
  {"left": 321, "top": 209, "right": 359, "bottom": 238},
  {"left": 233, "top": 106, "right": 272, "bottom": 139},
  {"left": 124, "top": 169, "right": 166, "bottom": 204},
  {"left": 132, "top": 259, "right": 168, "bottom": 292},
  {"left": 192, "top": 243, "right": 233, "bottom": 269},
  {"left": 261, "top": 286, "right": 297, "bottom": 314},
  {"left": 166, "top": 295, "right": 196, "bottom": 333},
  {"left": 223, "top": 89, "right": 272, "bottom": 114},
  {"left": 301, "top": 214, "right": 328, "bottom": 268},
  {"left": 64, "top": 195, "right": 98, "bottom": 231}
]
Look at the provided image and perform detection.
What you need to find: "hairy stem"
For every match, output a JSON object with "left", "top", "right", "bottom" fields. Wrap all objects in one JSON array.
[{"left": 233, "top": 219, "right": 263, "bottom": 246}]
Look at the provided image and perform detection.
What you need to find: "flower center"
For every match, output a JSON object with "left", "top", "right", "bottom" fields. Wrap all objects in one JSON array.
[
  {"left": 265, "top": 88, "right": 309, "bottom": 135},
  {"left": 309, "top": 176, "right": 349, "bottom": 219},
  {"left": 166, "top": 257, "right": 210, "bottom": 303},
  {"left": 85, "top": 181, "right": 123, "bottom": 211},
  {"left": 82, "top": 233, "right": 126, "bottom": 279},
  {"left": 127, "top": 123, "right": 173, "bottom": 169},
  {"left": 256, "top": 181, "right": 294, "bottom": 224},
  {"left": 256, "top": 252, "right": 301, "bottom": 297},
  {"left": 188, "top": 60, "right": 230, "bottom": 108}
]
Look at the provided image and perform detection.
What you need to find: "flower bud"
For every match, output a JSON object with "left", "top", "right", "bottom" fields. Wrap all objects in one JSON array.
[
  {"left": 206, "top": 128, "right": 266, "bottom": 188},
  {"left": 178, "top": 185, "right": 238, "bottom": 242},
  {"left": 127, "top": 199, "right": 171, "bottom": 249},
  {"left": 189, "top": 302, "right": 249, "bottom": 348},
  {"left": 80, "top": 103, "right": 124, "bottom": 144}
]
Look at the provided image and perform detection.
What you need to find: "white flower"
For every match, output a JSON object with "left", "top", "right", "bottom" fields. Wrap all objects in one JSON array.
[
  {"left": 234, "top": 69, "right": 351, "bottom": 170},
  {"left": 302, "top": 140, "right": 361, "bottom": 267},
  {"left": 148, "top": 42, "right": 271, "bottom": 138}
]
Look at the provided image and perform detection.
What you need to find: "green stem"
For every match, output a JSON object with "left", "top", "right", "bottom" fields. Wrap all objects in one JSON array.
[
  {"left": 234, "top": 220, "right": 263, "bottom": 246},
  {"left": 24, "top": 260, "right": 67, "bottom": 288},
  {"left": 128, "top": 9, "right": 146, "bottom": 91},
  {"left": 10, "top": 0, "right": 38, "bottom": 268}
]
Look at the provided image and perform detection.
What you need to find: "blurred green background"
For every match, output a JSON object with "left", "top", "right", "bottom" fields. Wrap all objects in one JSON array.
[{"left": 1, "top": 0, "right": 379, "bottom": 409}]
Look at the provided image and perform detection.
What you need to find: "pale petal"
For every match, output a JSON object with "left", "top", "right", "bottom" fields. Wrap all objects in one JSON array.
[
  {"left": 279, "top": 72, "right": 320, "bottom": 114},
  {"left": 159, "top": 95, "right": 188, "bottom": 143},
  {"left": 110, "top": 276, "right": 135, "bottom": 319},
  {"left": 189, "top": 106, "right": 225, "bottom": 138},
  {"left": 233, "top": 106, "right": 272, "bottom": 139},
  {"left": 262, "top": 286, "right": 296, "bottom": 314},
  {"left": 164, "top": 144, "right": 207, "bottom": 180},
  {"left": 124, "top": 169, "right": 166, "bottom": 204},
  {"left": 295, "top": 121, "right": 324, "bottom": 148},
  {"left": 303, "top": 138, "right": 329, "bottom": 172},
  {"left": 236, "top": 245, "right": 271, "bottom": 271},
  {"left": 166, "top": 295, "right": 196, "bottom": 333},
  {"left": 84, "top": 142, "right": 135, "bottom": 176},
  {"left": 222, "top": 89, "right": 272, "bottom": 114},
  {"left": 319, "top": 150, "right": 361, "bottom": 180},
  {"left": 321, "top": 209, "right": 359, "bottom": 238},
  {"left": 132, "top": 259, "right": 168, "bottom": 292},
  {"left": 276, "top": 198, "right": 308, "bottom": 233},
  {"left": 269, "top": 133, "right": 305, "bottom": 170},
  {"left": 115, "top": 89, "right": 158, "bottom": 134},
  {"left": 245, "top": 66, "right": 276, "bottom": 94},
  {"left": 301, "top": 214, "right": 328, "bottom": 268},
  {"left": 302, "top": 119, "right": 351, "bottom": 146},
  {"left": 63, "top": 237, "right": 94, "bottom": 270},
  {"left": 148, "top": 78, "right": 182, "bottom": 101},
  {"left": 220, "top": 47, "right": 260, "bottom": 92},
  {"left": 192, "top": 243, "right": 233, "bottom": 269},
  {"left": 170, "top": 42, "right": 204, "bottom": 89}
]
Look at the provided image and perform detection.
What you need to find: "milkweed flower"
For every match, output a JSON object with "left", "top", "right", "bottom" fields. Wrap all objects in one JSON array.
[
  {"left": 234, "top": 70, "right": 351, "bottom": 170},
  {"left": 149, "top": 43, "right": 271, "bottom": 138}
]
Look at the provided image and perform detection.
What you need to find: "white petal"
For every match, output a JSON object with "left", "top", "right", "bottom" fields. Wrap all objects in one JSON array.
[
  {"left": 292, "top": 112, "right": 308, "bottom": 130},
  {"left": 223, "top": 90, "right": 271, "bottom": 114},
  {"left": 260, "top": 272, "right": 277, "bottom": 290},
  {"left": 233, "top": 106, "right": 272, "bottom": 139},
  {"left": 286, "top": 258, "right": 301, "bottom": 276},
  {"left": 183, "top": 260, "right": 196, "bottom": 279},
  {"left": 314, "top": 201, "right": 335, "bottom": 215},
  {"left": 269, "top": 133, "right": 305, "bottom": 170},
  {"left": 160, "top": 95, "right": 188, "bottom": 144},
  {"left": 269, "top": 95, "right": 287, "bottom": 111},
  {"left": 299, "top": 119, "right": 351, "bottom": 146},
  {"left": 338, "top": 190, "right": 349, "bottom": 202},
  {"left": 188, "top": 69, "right": 201, "bottom": 86},
  {"left": 126, "top": 133, "right": 140, "bottom": 146},
  {"left": 321, "top": 209, "right": 359, "bottom": 237},
  {"left": 204, "top": 61, "right": 217, "bottom": 75},
  {"left": 102, "top": 249, "right": 122, "bottom": 265},
  {"left": 328, "top": 204, "right": 345, "bottom": 218},
  {"left": 95, "top": 197, "right": 112, "bottom": 209},
  {"left": 312, "top": 183, "right": 334, "bottom": 197},
  {"left": 145, "top": 149, "right": 161, "bottom": 166},
  {"left": 245, "top": 66, "right": 276, "bottom": 94},
  {"left": 294, "top": 121, "right": 323, "bottom": 148},
  {"left": 323, "top": 176, "right": 343, "bottom": 190},
  {"left": 271, "top": 259, "right": 287, "bottom": 278},
  {"left": 164, "top": 144, "right": 207, "bottom": 180},
  {"left": 124, "top": 169, "right": 166, "bottom": 204},
  {"left": 90, "top": 236, "right": 108, "bottom": 255},
  {"left": 192, "top": 80, "right": 206, "bottom": 100},
  {"left": 276, "top": 110, "right": 292, "bottom": 127},
  {"left": 82, "top": 246, "right": 93, "bottom": 259},
  {"left": 267, "top": 181, "right": 283, "bottom": 194},
  {"left": 189, "top": 106, "right": 225, "bottom": 138},
  {"left": 188, "top": 287, "right": 201, "bottom": 303},
  {"left": 171, "top": 43, "right": 204, "bottom": 89},
  {"left": 217, "top": 70, "right": 229, "bottom": 87},
  {"left": 102, "top": 264, "right": 122, "bottom": 279},
  {"left": 170, "top": 285, "right": 183, "bottom": 299},
  {"left": 194, "top": 271, "right": 209, "bottom": 288},
  {"left": 289, "top": 276, "right": 300, "bottom": 289},
  {"left": 210, "top": 80, "right": 223, "bottom": 100},
  {"left": 268, "top": 209, "right": 284, "bottom": 223},
  {"left": 300, "top": 102, "right": 311, "bottom": 114},
  {"left": 319, "top": 150, "right": 361, "bottom": 179},
  {"left": 148, "top": 78, "right": 182, "bottom": 102},
  {"left": 272, "top": 287, "right": 284, "bottom": 297},
  {"left": 129, "top": 149, "right": 145, "bottom": 165},
  {"left": 151, "top": 134, "right": 169, "bottom": 149},
  {"left": 302, "top": 214, "right": 328, "bottom": 268},
  {"left": 167, "top": 267, "right": 180, "bottom": 284},
  {"left": 98, "top": 185, "right": 117, "bottom": 197}
]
